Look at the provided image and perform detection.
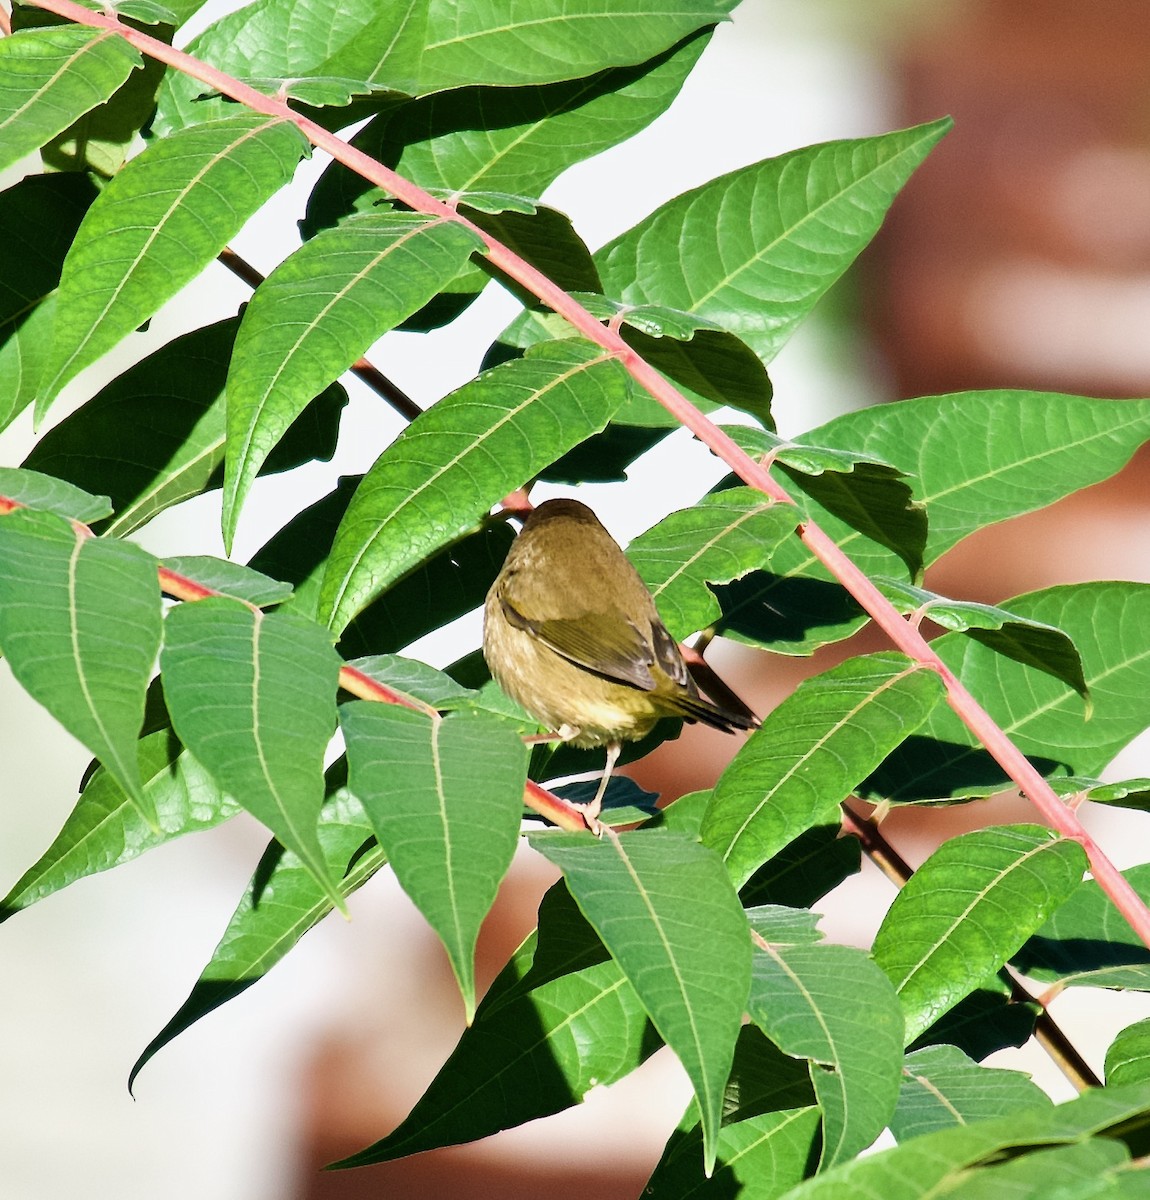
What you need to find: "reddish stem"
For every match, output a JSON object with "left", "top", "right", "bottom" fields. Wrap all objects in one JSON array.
[{"left": 22, "top": 0, "right": 1150, "bottom": 948}]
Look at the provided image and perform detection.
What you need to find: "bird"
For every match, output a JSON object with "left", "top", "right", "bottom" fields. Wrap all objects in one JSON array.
[{"left": 482, "top": 498, "right": 759, "bottom": 831}]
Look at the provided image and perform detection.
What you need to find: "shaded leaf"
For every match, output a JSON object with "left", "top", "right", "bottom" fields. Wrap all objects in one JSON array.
[
  {"left": 42, "top": 114, "right": 307, "bottom": 413},
  {"left": 906, "top": 985, "right": 1038, "bottom": 1063},
  {"left": 130, "top": 784, "right": 382, "bottom": 1091},
  {"left": 740, "top": 822, "right": 861, "bottom": 911},
  {"left": 872, "top": 825, "right": 1087, "bottom": 1043},
  {"left": 0, "top": 173, "right": 98, "bottom": 432},
  {"left": 625, "top": 488, "right": 796, "bottom": 641},
  {"left": 160, "top": 598, "right": 345, "bottom": 909},
  {"left": 865, "top": 584, "right": 1150, "bottom": 803},
  {"left": 597, "top": 120, "right": 951, "bottom": 364},
  {"left": 701, "top": 653, "right": 944, "bottom": 888},
  {"left": 0, "top": 507, "right": 161, "bottom": 826},
  {"left": 891, "top": 1045, "right": 1051, "bottom": 1142},
  {"left": 1014, "top": 864, "right": 1150, "bottom": 991},
  {"left": 319, "top": 340, "right": 629, "bottom": 632},
  {"left": 222, "top": 212, "right": 483, "bottom": 547},
  {"left": 0, "top": 26, "right": 141, "bottom": 175},
  {"left": 643, "top": 1028, "right": 820, "bottom": 1200},
  {"left": 342, "top": 703, "right": 528, "bottom": 1018},
  {"left": 25, "top": 318, "right": 346, "bottom": 538},
  {"left": 531, "top": 829, "right": 750, "bottom": 1172},
  {"left": 875, "top": 577, "right": 1088, "bottom": 700},
  {"left": 748, "top": 939, "right": 903, "bottom": 1169},
  {"left": 334, "top": 878, "right": 654, "bottom": 1167}
]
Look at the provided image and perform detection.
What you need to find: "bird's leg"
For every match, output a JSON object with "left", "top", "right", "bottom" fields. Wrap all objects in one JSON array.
[{"left": 573, "top": 740, "right": 620, "bottom": 837}]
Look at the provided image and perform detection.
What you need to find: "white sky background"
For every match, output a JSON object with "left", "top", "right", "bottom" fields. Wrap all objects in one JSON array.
[{"left": 4, "top": 2, "right": 1145, "bottom": 1197}]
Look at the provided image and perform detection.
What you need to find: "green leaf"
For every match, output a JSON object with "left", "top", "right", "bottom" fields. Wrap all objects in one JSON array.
[
  {"left": 643, "top": 1028, "right": 820, "bottom": 1200},
  {"left": 303, "top": 31, "right": 708, "bottom": 239},
  {"left": 748, "top": 939, "right": 904, "bottom": 1169},
  {"left": 0, "top": 467, "right": 110, "bottom": 523},
  {"left": 872, "top": 825, "right": 1087, "bottom": 1044},
  {"left": 809, "top": 392, "right": 1150, "bottom": 565},
  {"left": 875, "top": 577, "right": 1088, "bottom": 699},
  {"left": 130, "top": 783, "right": 383, "bottom": 1091},
  {"left": 1013, "top": 864, "right": 1150, "bottom": 991},
  {"left": 25, "top": 318, "right": 346, "bottom": 538},
  {"left": 1107, "top": 1018, "right": 1150, "bottom": 1087},
  {"left": 160, "top": 598, "right": 345, "bottom": 910},
  {"left": 0, "top": 26, "right": 141, "bottom": 175},
  {"left": 907, "top": 985, "right": 1038, "bottom": 1064},
  {"left": 866, "top": 583, "right": 1150, "bottom": 803},
  {"left": 891, "top": 1045, "right": 1051, "bottom": 1142},
  {"left": 940, "top": 1139, "right": 1133, "bottom": 1200},
  {"left": 342, "top": 703, "right": 527, "bottom": 1019},
  {"left": 625, "top": 488, "right": 797, "bottom": 641},
  {"left": 319, "top": 340, "right": 629, "bottom": 632},
  {"left": 717, "top": 393, "right": 1150, "bottom": 657},
  {"left": 1050, "top": 776, "right": 1150, "bottom": 813},
  {"left": 0, "top": 173, "right": 97, "bottom": 432},
  {"left": 0, "top": 724, "right": 237, "bottom": 920},
  {"left": 597, "top": 120, "right": 950, "bottom": 364},
  {"left": 160, "top": 556, "right": 292, "bottom": 607},
  {"left": 343, "top": 654, "right": 477, "bottom": 711},
  {"left": 701, "top": 653, "right": 944, "bottom": 889},
  {"left": 530, "top": 829, "right": 750, "bottom": 1173},
  {"left": 41, "top": 114, "right": 307, "bottom": 413},
  {"left": 334, "top": 878, "right": 653, "bottom": 1167},
  {"left": 0, "top": 507, "right": 161, "bottom": 827},
  {"left": 741, "top": 821, "right": 861, "bottom": 910},
  {"left": 415, "top": 0, "right": 734, "bottom": 92},
  {"left": 222, "top": 212, "right": 483, "bottom": 548},
  {"left": 778, "top": 1081, "right": 1150, "bottom": 1200}
]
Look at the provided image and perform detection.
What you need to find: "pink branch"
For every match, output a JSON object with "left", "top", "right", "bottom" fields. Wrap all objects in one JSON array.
[{"left": 23, "top": 0, "right": 1150, "bottom": 946}]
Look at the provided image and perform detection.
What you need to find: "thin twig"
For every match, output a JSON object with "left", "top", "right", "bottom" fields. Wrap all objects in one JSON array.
[
  {"left": 840, "top": 802, "right": 1102, "bottom": 1091},
  {"left": 23, "top": 0, "right": 1150, "bottom": 952},
  {"left": 216, "top": 246, "right": 423, "bottom": 421}
]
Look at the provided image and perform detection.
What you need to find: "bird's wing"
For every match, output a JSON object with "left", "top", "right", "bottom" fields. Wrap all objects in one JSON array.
[{"left": 500, "top": 597, "right": 658, "bottom": 692}]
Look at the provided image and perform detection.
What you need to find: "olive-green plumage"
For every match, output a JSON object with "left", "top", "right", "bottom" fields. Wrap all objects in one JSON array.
[{"left": 483, "top": 498, "right": 758, "bottom": 824}]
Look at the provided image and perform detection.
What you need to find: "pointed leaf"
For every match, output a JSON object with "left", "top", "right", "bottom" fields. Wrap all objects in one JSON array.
[
  {"left": 597, "top": 120, "right": 951, "bottom": 364},
  {"left": 304, "top": 32, "right": 708, "bottom": 238},
  {"left": 0, "top": 173, "right": 97, "bottom": 432},
  {"left": 531, "top": 829, "right": 751, "bottom": 1173},
  {"left": 342, "top": 702, "right": 527, "bottom": 1018},
  {"left": 25, "top": 318, "right": 345, "bottom": 538},
  {"left": 160, "top": 598, "right": 345, "bottom": 910},
  {"left": 0, "top": 507, "right": 161, "bottom": 826},
  {"left": 42, "top": 114, "right": 307, "bottom": 412},
  {"left": 0, "top": 728, "right": 237, "bottom": 920},
  {"left": 1013, "top": 864, "right": 1150, "bottom": 991},
  {"left": 0, "top": 26, "right": 141, "bottom": 175},
  {"left": 875, "top": 577, "right": 1088, "bottom": 699},
  {"left": 643, "top": 1029, "right": 820, "bottom": 1200},
  {"left": 701, "top": 653, "right": 944, "bottom": 889},
  {"left": 334, "top": 878, "right": 653, "bottom": 1167},
  {"left": 222, "top": 212, "right": 483, "bottom": 547},
  {"left": 0, "top": 467, "right": 110, "bottom": 523},
  {"left": 866, "top": 583, "right": 1150, "bottom": 803},
  {"left": 872, "top": 825, "right": 1087, "bottom": 1044},
  {"left": 748, "top": 939, "right": 904, "bottom": 1169},
  {"left": 626, "top": 488, "right": 797, "bottom": 641},
  {"left": 416, "top": 0, "right": 734, "bottom": 92},
  {"left": 891, "top": 1045, "right": 1051, "bottom": 1142},
  {"left": 319, "top": 340, "right": 629, "bottom": 632},
  {"left": 130, "top": 785, "right": 383, "bottom": 1090}
]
